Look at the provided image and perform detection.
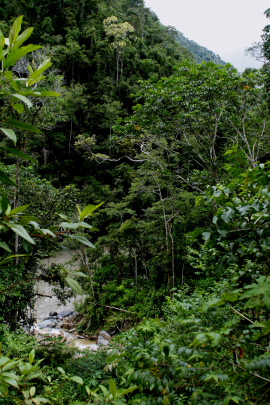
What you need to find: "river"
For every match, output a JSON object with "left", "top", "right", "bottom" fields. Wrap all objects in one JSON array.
[{"left": 32, "top": 251, "right": 98, "bottom": 350}]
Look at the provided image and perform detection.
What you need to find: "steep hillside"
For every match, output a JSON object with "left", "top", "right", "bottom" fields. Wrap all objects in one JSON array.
[{"left": 175, "top": 31, "right": 226, "bottom": 64}]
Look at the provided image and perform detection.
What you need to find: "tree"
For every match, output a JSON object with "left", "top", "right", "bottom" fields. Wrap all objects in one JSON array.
[
  {"left": 0, "top": 16, "right": 102, "bottom": 327},
  {"left": 103, "top": 15, "right": 135, "bottom": 87}
]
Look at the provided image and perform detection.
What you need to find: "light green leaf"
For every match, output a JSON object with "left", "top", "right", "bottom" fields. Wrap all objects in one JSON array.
[
  {"left": 27, "top": 58, "right": 52, "bottom": 82},
  {"left": 30, "top": 386, "right": 36, "bottom": 397},
  {"left": 221, "top": 207, "right": 235, "bottom": 223},
  {"left": 65, "top": 277, "right": 83, "bottom": 294},
  {"left": 66, "top": 234, "right": 95, "bottom": 248},
  {"left": 202, "top": 231, "right": 211, "bottom": 242},
  {"left": 79, "top": 202, "right": 104, "bottom": 221},
  {"left": 9, "top": 205, "right": 30, "bottom": 216},
  {"left": 40, "top": 228, "right": 56, "bottom": 237},
  {"left": 32, "top": 397, "right": 51, "bottom": 404},
  {"left": 0, "top": 357, "right": 11, "bottom": 366},
  {"left": 38, "top": 91, "right": 60, "bottom": 97},
  {"left": 59, "top": 222, "right": 80, "bottom": 229},
  {"left": 0, "top": 128, "right": 17, "bottom": 143},
  {"left": 2, "top": 377, "right": 19, "bottom": 388},
  {"left": 29, "top": 350, "right": 35, "bottom": 364},
  {"left": 120, "top": 386, "right": 137, "bottom": 396},
  {"left": 8, "top": 224, "right": 35, "bottom": 244},
  {"left": 58, "top": 213, "right": 69, "bottom": 220},
  {"left": 72, "top": 271, "right": 88, "bottom": 278},
  {"left": 59, "top": 221, "right": 94, "bottom": 230},
  {"left": 11, "top": 103, "right": 25, "bottom": 114},
  {"left": 241, "top": 276, "right": 270, "bottom": 308},
  {"left": 11, "top": 93, "right": 32, "bottom": 108},
  {"left": 0, "top": 242, "right": 12, "bottom": 252},
  {"left": 9, "top": 16, "right": 23, "bottom": 47},
  {"left": 57, "top": 367, "right": 66, "bottom": 375},
  {"left": 109, "top": 378, "right": 117, "bottom": 397},
  {"left": 4, "top": 44, "right": 41, "bottom": 68},
  {"left": 0, "top": 31, "right": 5, "bottom": 49},
  {"left": 12, "top": 27, "right": 34, "bottom": 50},
  {"left": 70, "top": 376, "right": 84, "bottom": 384}
]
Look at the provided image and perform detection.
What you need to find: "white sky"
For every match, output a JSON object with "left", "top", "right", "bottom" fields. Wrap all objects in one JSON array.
[{"left": 143, "top": 0, "right": 270, "bottom": 58}]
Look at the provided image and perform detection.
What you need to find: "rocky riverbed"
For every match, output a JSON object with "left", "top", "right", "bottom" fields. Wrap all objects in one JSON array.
[{"left": 31, "top": 252, "right": 111, "bottom": 351}]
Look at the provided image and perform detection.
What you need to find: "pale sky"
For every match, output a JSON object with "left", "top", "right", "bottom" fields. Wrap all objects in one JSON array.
[{"left": 143, "top": 0, "right": 269, "bottom": 59}]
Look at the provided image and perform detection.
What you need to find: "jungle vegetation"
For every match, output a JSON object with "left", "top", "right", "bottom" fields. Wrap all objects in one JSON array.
[{"left": 1, "top": 1, "right": 270, "bottom": 404}]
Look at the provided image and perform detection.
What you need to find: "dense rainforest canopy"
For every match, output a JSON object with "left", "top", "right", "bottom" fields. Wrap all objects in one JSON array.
[{"left": 1, "top": 1, "right": 270, "bottom": 404}]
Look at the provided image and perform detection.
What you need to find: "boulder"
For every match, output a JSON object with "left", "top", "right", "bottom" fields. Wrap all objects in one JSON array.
[
  {"left": 99, "top": 330, "right": 111, "bottom": 340},
  {"left": 97, "top": 330, "right": 111, "bottom": 346},
  {"left": 37, "top": 319, "right": 58, "bottom": 329},
  {"left": 58, "top": 310, "right": 74, "bottom": 318}
]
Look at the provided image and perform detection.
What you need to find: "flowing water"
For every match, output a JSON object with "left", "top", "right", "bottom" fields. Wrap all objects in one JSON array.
[{"left": 32, "top": 252, "right": 98, "bottom": 350}]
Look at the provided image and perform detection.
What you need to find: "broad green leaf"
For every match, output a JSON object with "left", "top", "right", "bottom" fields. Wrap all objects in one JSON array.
[
  {"left": 57, "top": 367, "right": 66, "bottom": 375},
  {"left": 58, "top": 213, "right": 69, "bottom": 221},
  {"left": 2, "top": 361, "right": 19, "bottom": 372},
  {"left": 9, "top": 16, "right": 23, "bottom": 47},
  {"left": 11, "top": 103, "right": 24, "bottom": 114},
  {"left": 99, "top": 385, "right": 109, "bottom": 397},
  {"left": 59, "top": 222, "right": 81, "bottom": 229},
  {"left": 11, "top": 94, "right": 32, "bottom": 108},
  {"left": 8, "top": 223, "right": 35, "bottom": 244},
  {"left": 202, "top": 298, "right": 225, "bottom": 311},
  {"left": 0, "top": 357, "right": 10, "bottom": 366},
  {"left": 241, "top": 276, "right": 270, "bottom": 308},
  {"left": 27, "top": 76, "right": 46, "bottom": 87},
  {"left": 29, "top": 386, "right": 36, "bottom": 397},
  {"left": 4, "top": 118, "right": 43, "bottom": 133},
  {"left": 120, "top": 386, "right": 137, "bottom": 396},
  {"left": 65, "top": 277, "right": 83, "bottom": 294},
  {"left": 4, "top": 44, "right": 41, "bottom": 68},
  {"left": 79, "top": 202, "right": 104, "bottom": 221},
  {"left": 202, "top": 231, "right": 211, "bottom": 242},
  {"left": 0, "top": 241, "right": 12, "bottom": 252},
  {"left": 31, "top": 397, "right": 51, "bottom": 404},
  {"left": 0, "top": 170, "right": 16, "bottom": 186},
  {"left": 1, "top": 377, "right": 19, "bottom": 388},
  {"left": 12, "top": 27, "right": 34, "bottom": 50},
  {"left": 29, "top": 221, "right": 40, "bottom": 229},
  {"left": 40, "top": 228, "right": 56, "bottom": 237},
  {"left": 9, "top": 205, "right": 30, "bottom": 216},
  {"left": 221, "top": 207, "right": 235, "bottom": 223},
  {"left": 27, "top": 58, "right": 52, "bottom": 82},
  {"left": 71, "top": 271, "right": 88, "bottom": 278},
  {"left": 70, "top": 376, "right": 84, "bottom": 384},
  {"left": 29, "top": 350, "right": 35, "bottom": 364},
  {"left": 37, "top": 91, "right": 60, "bottom": 97},
  {"left": 67, "top": 234, "right": 95, "bottom": 248},
  {"left": 59, "top": 221, "right": 94, "bottom": 230},
  {"left": 109, "top": 378, "right": 117, "bottom": 397},
  {"left": 0, "top": 128, "right": 17, "bottom": 143},
  {"left": 0, "top": 31, "right": 5, "bottom": 49}
]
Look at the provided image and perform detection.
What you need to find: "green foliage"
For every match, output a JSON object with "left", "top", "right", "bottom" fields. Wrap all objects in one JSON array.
[{"left": 189, "top": 161, "right": 270, "bottom": 278}]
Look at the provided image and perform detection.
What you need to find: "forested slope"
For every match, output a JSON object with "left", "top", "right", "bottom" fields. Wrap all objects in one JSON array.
[{"left": 1, "top": 2, "right": 270, "bottom": 404}]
